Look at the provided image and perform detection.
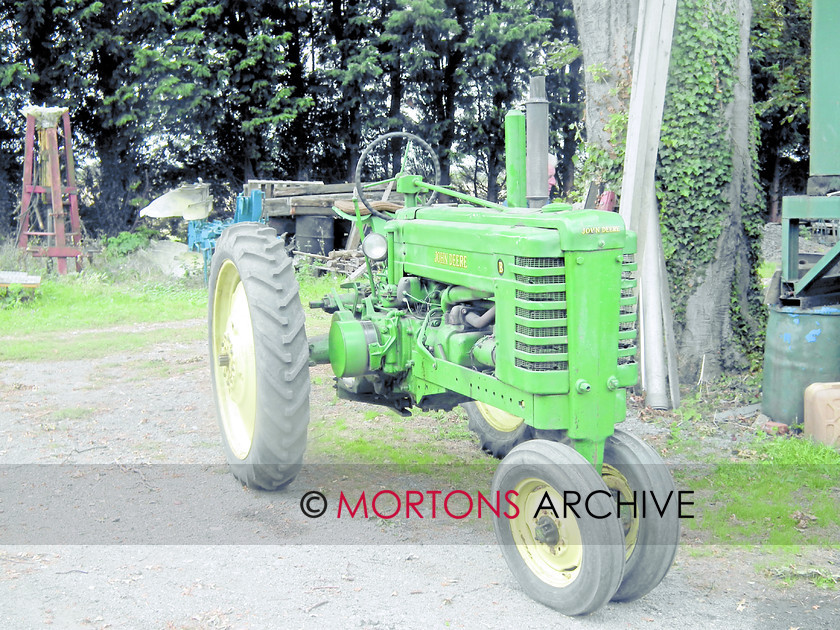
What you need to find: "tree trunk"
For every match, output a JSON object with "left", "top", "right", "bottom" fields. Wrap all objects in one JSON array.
[
  {"left": 574, "top": 0, "right": 762, "bottom": 384},
  {"left": 571, "top": 0, "right": 639, "bottom": 155},
  {"left": 768, "top": 155, "right": 781, "bottom": 223},
  {"left": 559, "top": 57, "right": 583, "bottom": 196},
  {"left": 676, "top": 0, "right": 760, "bottom": 382}
]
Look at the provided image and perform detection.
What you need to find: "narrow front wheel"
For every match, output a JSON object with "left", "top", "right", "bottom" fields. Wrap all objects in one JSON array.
[
  {"left": 491, "top": 439, "right": 626, "bottom": 616},
  {"left": 603, "top": 429, "right": 680, "bottom": 602}
]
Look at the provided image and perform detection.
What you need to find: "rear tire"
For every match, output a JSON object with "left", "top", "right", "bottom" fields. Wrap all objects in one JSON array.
[
  {"left": 464, "top": 401, "right": 532, "bottom": 458},
  {"left": 208, "top": 223, "right": 310, "bottom": 490}
]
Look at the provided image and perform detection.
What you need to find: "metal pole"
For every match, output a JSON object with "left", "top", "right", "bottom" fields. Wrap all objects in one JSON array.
[
  {"left": 505, "top": 109, "right": 527, "bottom": 208},
  {"left": 526, "top": 76, "right": 549, "bottom": 208}
]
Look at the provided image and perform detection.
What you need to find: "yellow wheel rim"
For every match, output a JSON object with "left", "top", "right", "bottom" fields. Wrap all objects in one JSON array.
[
  {"left": 475, "top": 401, "right": 523, "bottom": 433},
  {"left": 601, "top": 463, "right": 639, "bottom": 560},
  {"left": 509, "top": 477, "right": 583, "bottom": 588},
  {"left": 212, "top": 260, "right": 257, "bottom": 460}
]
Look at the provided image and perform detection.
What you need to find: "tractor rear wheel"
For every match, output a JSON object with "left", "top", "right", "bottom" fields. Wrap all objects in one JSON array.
[
  {"left": 492, "top": 439, "right": 625, "bottom": 616},
  {"left": 464, "top": 401, "right": 532, "bottom": 458},
  {"left": 208, "top": 223, "right": 310, "bottom": 490},
  {"left": 603, "top": 429, "right": 680, "bottom": 602}
]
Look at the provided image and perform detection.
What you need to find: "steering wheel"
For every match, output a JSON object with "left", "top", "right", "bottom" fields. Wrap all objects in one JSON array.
[{"left": 354, "top": 132, "right": 442, "bottom": 221}]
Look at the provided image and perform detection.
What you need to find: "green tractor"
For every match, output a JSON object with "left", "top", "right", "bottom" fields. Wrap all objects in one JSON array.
[{"left": 207, "top": 131, "right": 679, "bottom": 616}]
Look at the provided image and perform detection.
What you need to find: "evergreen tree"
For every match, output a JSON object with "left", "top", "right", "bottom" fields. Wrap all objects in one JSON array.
[{"left": 750, "top": 0, "right": 810, "bottom": 222}]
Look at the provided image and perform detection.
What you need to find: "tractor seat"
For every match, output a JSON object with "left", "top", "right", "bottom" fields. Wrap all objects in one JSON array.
[{"left": 333, "top": 199, "right": 402, "bottom": 216}]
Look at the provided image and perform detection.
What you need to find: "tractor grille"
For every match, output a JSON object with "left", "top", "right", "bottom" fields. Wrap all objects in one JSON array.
[
  {"left": 516, "top": 324, "right": 568, "bottom": 337},
  {"left": 512, "top": 256, "right": 568, "bottom": 373},
  {"left": 515, "top": 359, "right": 570, "bottom": 371},
  {"left": 515, "top": 256, "right": 564, "bottom": 268},
  {"left": 515, "top": 274, "right": 565, "bottom": 285},
  {"left": 516, "top": 341, "right": 568, "bottom": 354},
  {"left": 619, "top": 252, "right": 638, "bottom": 366},
  {"left": 516, "top": 289, "right": 565, "bottom": 302},
  {"left": 515, "top": 307, "right": 566, "bottom": 320}
]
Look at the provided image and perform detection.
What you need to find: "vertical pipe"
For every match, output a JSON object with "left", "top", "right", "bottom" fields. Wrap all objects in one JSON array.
[
  {"left": 641, "top": 186, "right": 669, "bottom": 409},
  {"left": 505, "top": 109, "right": 527, "bottom": 208},
  {"left": 526, "top": 76, "right": 549, "bottom": 208}
]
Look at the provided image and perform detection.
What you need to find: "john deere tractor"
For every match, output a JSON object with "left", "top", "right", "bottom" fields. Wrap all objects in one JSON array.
[{"left": 207, "top": 129, "right": 679, "bottom": 616}]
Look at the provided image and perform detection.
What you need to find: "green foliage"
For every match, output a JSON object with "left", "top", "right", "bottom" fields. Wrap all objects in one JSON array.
[
  {"left": 688, "top": 432, "right": 840, "bottom": 545},
  {"left": 456, "top": 0, "right": 554, "bottom": 201},
  {"left": 751, "top": 0, "right": 810, "bottom": 209},
  {"left": 103, "top": 227, "right": 154, "bottom": 260},
  {"left": 653, "top": 0, "right": 765, "bottom": 358},
  {"left": 577, "top": 109, "right": 628, "bottom": 197},
  {"left": 0, "top": 283, "right": 40, "bottom": 309},
  {"left": 658, "top": 0, "right": 739, "bottom": 282},
  {"left": 0, "top": 0, "right": 585, "bottom": 234},
  {"left": 758, "top": 260, "right": 778, "bottom": 280}
]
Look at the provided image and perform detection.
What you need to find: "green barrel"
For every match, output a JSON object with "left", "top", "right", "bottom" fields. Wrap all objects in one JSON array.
[{"left": 762, "top": 304, "right": 840, "bottom": 424}]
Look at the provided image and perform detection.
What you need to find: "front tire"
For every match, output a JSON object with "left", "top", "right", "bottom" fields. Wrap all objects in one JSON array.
[
  {"left": 492, "top": 439, "right": 625, "bottom": 616},
  {"left": 209, "top": 223, "right": 310, "bottom": 490},
  {"left": 603, "top": 429, "right": 680, "bottom": 602}
]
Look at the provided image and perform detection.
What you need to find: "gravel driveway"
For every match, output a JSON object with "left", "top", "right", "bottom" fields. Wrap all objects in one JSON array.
[{"left": 1, "top": 318, "right": 838, "bottom": 629}]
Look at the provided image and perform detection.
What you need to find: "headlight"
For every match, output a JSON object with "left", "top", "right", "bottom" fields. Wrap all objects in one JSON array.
[{"left": 362, "top": 233, "right": 388, "bottom": 261}]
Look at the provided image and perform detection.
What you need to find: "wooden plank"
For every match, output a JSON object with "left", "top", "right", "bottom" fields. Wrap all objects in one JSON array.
[
  {"left": 345, "top": 224, "right": 361, "bottom": 249},
  {"left": 0, "top": 271, "right": 42, "bottom": 288},
  {"left": 270, "top": 182, "right": 357, "bottom": 197},
  {"left": 618, "top": 0, "right": 678, "bottom": 409},
  {"left": 244, "top": 179, "right": 319, "bottom": 191},
  {"left": 244, "top": 180, "right": 397, "bottom": 198},
  {"left": 264, "top": 195, "right": 405, "bottom": 217},
  {"left": 291, "top": 197, "right": 350, "bottom": 206}
]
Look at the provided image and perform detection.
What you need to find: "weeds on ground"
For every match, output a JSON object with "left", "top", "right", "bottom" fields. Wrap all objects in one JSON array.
[
  {"left": 0, "top": 234, "right": 207, "bottom": 362},
  {"left": 102, "top": 227, "right": 156, "bottom": 260},
  {"left": 683, "top": 431, "right": 840, "bottom": 545},
  {"left": 0, "top": 283, "right": 41, "bottom": 308},
  {"left": 637, "top": 371, "right": 840, "bottom": 553}
]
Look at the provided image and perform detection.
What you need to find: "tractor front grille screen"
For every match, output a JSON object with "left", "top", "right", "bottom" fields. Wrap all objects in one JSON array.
[
  {"left": 515, "top": 341, "right": 568, "bottom": 354},
  {"left": 515, "top": 358, "right": 569, "bottom": 371},
  {"left": 512, "top": 256, "right": 569, "bottom": 373},
  {"left": 516, "top": 289, "right": 566, "bottom": 302},
  {"left": 515, "top": 307, "right": 566, "bottom": 320},
  {"left": 516, "top": 324, "right": 568, "bottom": 337},
  {"left": 515, "top": 256, "right": 564, "bottom": 268},
  {"left": 619, "top": 252, "right": 638, "bottom": 366},
  {"left": 515, "top": 273, "right": 565, "bottom": 285}
]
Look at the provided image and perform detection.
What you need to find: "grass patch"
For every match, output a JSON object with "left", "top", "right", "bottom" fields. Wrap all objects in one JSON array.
[
  {"left": 51, "top": 406, "right": 96, "bottom": 421},
  {"left": 758, "top": 260, "right": 778, "bottom": 280},
  {"left": 307, "top": 401, "right": 493, "bottom": 490},
  {"left": 0, "top": 276, "right": 206, "bottom": 334},
  {"left": 0, "top": 325, "right": 205, "bottom": 361},
  {"left": 298, "top": 270, "right": 345, "bottom": 334},
  {"left": 682, "top": 432, "right": 840, "bottom": 545},
  {"left": 297, "top": 270, "right": 344, "bottom": 307}
]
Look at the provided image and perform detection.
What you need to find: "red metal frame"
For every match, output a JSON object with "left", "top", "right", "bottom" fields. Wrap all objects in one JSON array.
[{"left": 18, "top": 110, "right": 82, "bottom": 274}]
